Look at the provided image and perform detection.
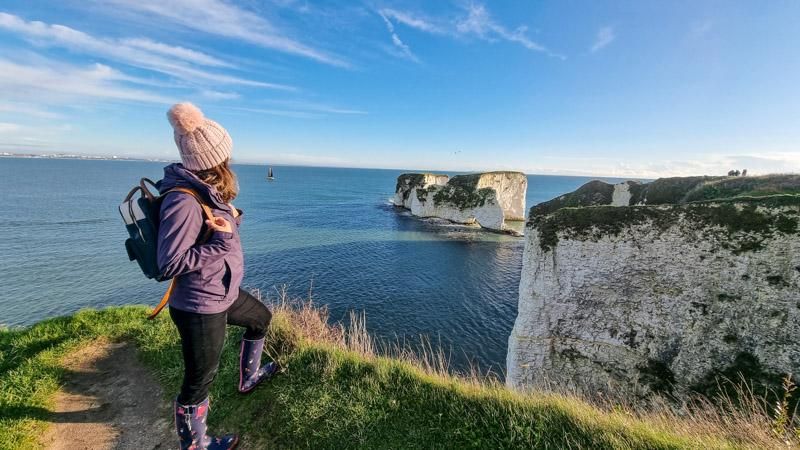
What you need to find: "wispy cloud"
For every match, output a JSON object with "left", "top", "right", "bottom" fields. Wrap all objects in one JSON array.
[
  {"left": 0, "top": 141, "right": 52, "bottom": 149},
  {"left": 379, "top": 8, "right": 445, "bottom": 35},
  {"left": 0, "top": 102, "right": 61, "bottom": 119},
  {"left": 0, "top": 12, "right": 292, "bottom": 90},
  {"left": 226, "top": 106, "right": 318, "bottom": 119},
  {"left": 379, "top": 11, "right": 420, "bottom": 63},
  {"left": 530, "top": 152, "right": 800, "bottom": 178},
  {"left": 263, "top": 99, "right": 367, "bottom": 115},
  {"left": 590, "top": 26, "right": 615, "bottom": 53},
  {"left": 0, "top": 57, "right": 174, "bottom": 104},
  {"left": 0, "top": 120, "right": 75, "bottom": 154},
  {"left": 200, "top": 90, "right": 241, "bottom": 100},
  {"left": 97, "top": 0, "right": 349, "bottom": 68},
  {"left": 0, "top": 122, "right": 23, "bottom": 133},
  {"left": 226, "top": 99, "right": 368, "bottom": 119},
  {"left": 376, "top": 3, "right": 563, "bottom": 60},
  {"left": 0, "top": 122, "right": 73, "bottom": 134},
  {"left": 120, "top": 38, "right": 233, "bottom": 68},
  {"left": 456, "top": 4, "right": 546, "bottom": 51},
  {"left": 630, "top": 153, "right": 800, "bottom": 178}
]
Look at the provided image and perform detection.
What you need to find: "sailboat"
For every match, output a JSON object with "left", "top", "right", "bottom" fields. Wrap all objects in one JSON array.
[{"left": 267, "top": 166, "right": 275, "bottom": 181}]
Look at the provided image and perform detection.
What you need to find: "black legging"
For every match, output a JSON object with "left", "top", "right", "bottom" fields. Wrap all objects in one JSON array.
[{"left": 170, "top": 288, "right": 272, "bottom": 404}]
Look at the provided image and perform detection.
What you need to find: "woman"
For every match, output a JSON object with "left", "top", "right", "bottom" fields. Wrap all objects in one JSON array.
[{"left": 157, "top": 102, "right": 278, "bottom": 450}]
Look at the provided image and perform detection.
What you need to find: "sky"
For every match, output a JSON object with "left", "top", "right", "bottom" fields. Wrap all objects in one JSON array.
[{"left": 0, "top": 0, "right": 798, "bottom": 177}]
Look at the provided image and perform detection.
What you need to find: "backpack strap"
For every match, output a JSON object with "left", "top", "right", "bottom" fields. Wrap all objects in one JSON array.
[
  {"left": 148, "top": 279, "right": 176, "bottom": 320},
  {"left": 147, "top": 186, "right": 217, "bottom": 320},
  {"left": 167, "top": 187, "right": 216, "bottom": 225}
]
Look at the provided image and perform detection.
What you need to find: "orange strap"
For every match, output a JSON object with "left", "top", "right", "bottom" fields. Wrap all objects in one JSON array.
[
  {"left": 147, "top": 187, "right": 215, "bottom": 320},
  {"left": 170, "top": 187, "right": 216, "bottom": 224},
  {"left": 148, "top": 278, "right": 176, "bottom": 320}
]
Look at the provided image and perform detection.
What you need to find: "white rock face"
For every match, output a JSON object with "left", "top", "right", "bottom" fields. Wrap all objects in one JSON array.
[
  {"left": 507, "top": 201, "right": 800, "bottom": 399},
  {"left": 474, "top": 172, "right": 528, "bottom": 220},
  {"left": 393, "top": 171, "right": 527, "bottom": 233},
  {"left": 410, "top": 187, "right": 505, "bottom": 231},
  {"left": 393, "top": 173, "right": 449, "bottom": 208},
  {"left": 611, "top": 182, "right": 632, "bottom": 206}
]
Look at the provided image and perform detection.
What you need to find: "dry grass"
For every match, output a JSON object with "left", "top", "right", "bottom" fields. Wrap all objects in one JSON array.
[
  {"left": 2, "top": 296, "right": 798, "bottom": 448},
  {"left": 257, "top": 285, "right": 487, "bottom": 383},
  {"left": 615, "top": 378, "right": 800, "bottom": 449},
  {"left": 255, "top": 285, "right": 800, "bottom": 449},
  {"left": 684, "top": 173, "right": 800, "bottom": 202}
]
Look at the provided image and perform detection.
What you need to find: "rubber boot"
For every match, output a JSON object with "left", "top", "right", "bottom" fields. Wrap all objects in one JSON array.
[
  {"left": 174, "top": 397, "right": 238, "bottom": 450},
  {"left": 238, "top": 337, "right": 279, "bottom": 393}
]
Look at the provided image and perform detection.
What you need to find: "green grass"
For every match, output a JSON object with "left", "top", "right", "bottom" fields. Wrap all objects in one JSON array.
[
  {"left": 683, "top": 174, "right": 800, "bottom": 202},
  {"left": 395, "top": 173, "right": 429, "bottom": 202},
  {"left": 634, "top": 176, "right": 717, "bottom": 204},
  {"left": 531, "top": 194, "right": 800, "bottom": 252},
  {"left": 530, "top": 180, "right": 616, "bottom": 217},
  {"left": 0, "top": 304, "right": 787, "bottom": 449},
  {"left": 529, "top": 175, "right": 800, "bottom": 219}
]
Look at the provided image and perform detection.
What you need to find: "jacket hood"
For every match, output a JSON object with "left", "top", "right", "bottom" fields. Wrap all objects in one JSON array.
[{"left": 157, "top": 163, "right": 228, "bottom": 210}]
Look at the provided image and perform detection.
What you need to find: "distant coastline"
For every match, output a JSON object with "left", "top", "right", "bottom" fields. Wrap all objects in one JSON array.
[{"left": 0, "top": 152, "right": 174, "bottom": 163}]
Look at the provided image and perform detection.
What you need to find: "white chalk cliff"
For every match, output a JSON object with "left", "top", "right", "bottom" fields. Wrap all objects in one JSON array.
[
  {"left": 393, "top": 172, "right": 527, "bottom": 233},
  {"left": 507, "top": 175, "right": 800, "bottom": 400},
  {"left": 393, "top": 173, "right": 449, "bottom": 208}
]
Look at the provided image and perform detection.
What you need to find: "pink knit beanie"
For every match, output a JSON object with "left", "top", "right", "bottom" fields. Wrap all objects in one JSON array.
[{"left": 167, "top": 102, "right": 232, "bottom": 171}]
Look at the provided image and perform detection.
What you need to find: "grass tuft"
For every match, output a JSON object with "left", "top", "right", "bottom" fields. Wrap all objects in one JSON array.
[{"left": 1, "top": 292, "right": 798, "bottom": 449}]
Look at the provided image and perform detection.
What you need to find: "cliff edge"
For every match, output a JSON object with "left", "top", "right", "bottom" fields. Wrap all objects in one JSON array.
[
  {"left": 3, "top": 304, "right": 759, "bottom": 449},
  {"left": 507, "top": 175, "right": 800, "bottom": 401}
]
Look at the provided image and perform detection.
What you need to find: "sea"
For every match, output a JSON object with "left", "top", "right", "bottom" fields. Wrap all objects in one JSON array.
[{"left": 0, "top": 158, "right": 628, "bottom": 375}]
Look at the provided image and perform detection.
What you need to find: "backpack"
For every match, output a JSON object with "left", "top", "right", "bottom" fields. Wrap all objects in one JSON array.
[{"left": 119, "top": 177, "right": 213, "bottom": 319}]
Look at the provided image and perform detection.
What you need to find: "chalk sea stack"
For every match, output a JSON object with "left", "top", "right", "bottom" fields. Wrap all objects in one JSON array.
[{"left": 393, "top": 171, "right": 527, "bottom": 233}]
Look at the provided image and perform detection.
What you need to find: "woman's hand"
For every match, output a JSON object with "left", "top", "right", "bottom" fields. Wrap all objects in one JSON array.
[{"left": 205, "top": 216, "right": 232, "bottom": 233}]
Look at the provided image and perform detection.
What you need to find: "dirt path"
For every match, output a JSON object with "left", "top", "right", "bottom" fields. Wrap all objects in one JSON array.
[{"left": 41, "top": 340, "right": 174, "bottom": 450}]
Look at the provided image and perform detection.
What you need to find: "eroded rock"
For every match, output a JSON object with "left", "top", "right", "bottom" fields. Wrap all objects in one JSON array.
[
  {"left": 507, "top": 174, "right": 800, "bottom": 401},
  {"left": 393, "top": 171, "right": 527, "bottom": 233},
  {"left": 393, "top": 173, "right": 450, "bottom": 208}
]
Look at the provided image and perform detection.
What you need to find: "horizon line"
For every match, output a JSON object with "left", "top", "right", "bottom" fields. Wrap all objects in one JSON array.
[
  {"left": 3, "top": 151, "right": 773, "bottom": 180},
  {"left": 0, "top": 152, "right": 661, "bottom": 180}
]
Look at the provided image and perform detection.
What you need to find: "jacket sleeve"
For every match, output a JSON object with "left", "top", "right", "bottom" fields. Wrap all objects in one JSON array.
[{"left": 157, "top": 193, "right": 233, "bottom": 279}]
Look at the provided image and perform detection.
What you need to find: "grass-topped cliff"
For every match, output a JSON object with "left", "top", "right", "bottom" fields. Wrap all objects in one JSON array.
[
  {"left": 429, "top": 174, "right": 497, "bottom": 210},
  {"left": 396, "top": 171, "right": 527, "bottom": 213},
  {"left": 394, "top": 173, "right": 449, "bottom": 203},
  {"left": 529, "top": 174, "right": 800, "bottom": 252},
  {"left": 1, "top": 298, "right": 798, "bottom": 449},
  {"left": 532, "top": 195, "right": 800, "bottom": 252},
  {"left": 532, "top": 174, "right": 800, "bottom": 217}
]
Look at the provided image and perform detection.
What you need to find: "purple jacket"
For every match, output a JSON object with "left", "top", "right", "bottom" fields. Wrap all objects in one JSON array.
[{"left": 156, "top": 163, "right": 244, "bottom": 314}]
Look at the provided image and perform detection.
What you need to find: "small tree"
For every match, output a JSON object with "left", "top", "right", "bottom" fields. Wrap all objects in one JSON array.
[{"left": 742, "top": 169, "right": 748, "bottom": 176}]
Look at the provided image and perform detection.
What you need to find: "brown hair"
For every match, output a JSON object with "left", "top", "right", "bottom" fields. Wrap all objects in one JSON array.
[{"left": 193, "top": 159, "right": 238, "bottom": 203}]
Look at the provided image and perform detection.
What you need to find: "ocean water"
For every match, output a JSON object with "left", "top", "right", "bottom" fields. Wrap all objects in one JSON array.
[{"left": 0, "top": 158, "right": 626, "bottom": 374}]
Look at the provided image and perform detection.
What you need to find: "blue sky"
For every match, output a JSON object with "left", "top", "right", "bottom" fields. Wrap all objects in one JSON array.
[{"left": 0, "top": 0, "right": 798, "bottom": 177}]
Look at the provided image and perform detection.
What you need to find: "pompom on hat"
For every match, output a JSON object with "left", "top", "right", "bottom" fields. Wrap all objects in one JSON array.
[{"left": 167, "top": 102, "right": 232, "bottom": 171}]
